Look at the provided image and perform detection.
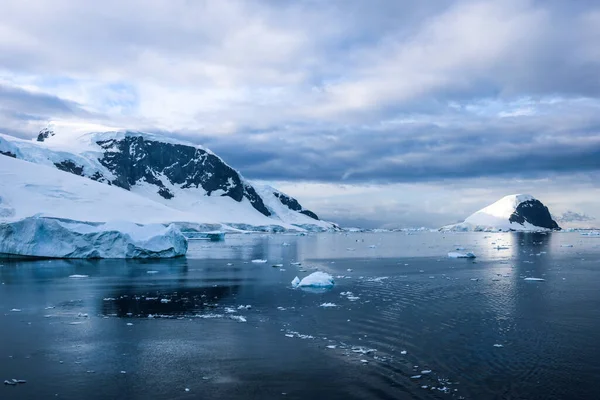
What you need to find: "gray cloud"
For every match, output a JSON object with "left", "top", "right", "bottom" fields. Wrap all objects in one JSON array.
[{"left": 1, "top": 0, "right": 600, "bottom": 227}]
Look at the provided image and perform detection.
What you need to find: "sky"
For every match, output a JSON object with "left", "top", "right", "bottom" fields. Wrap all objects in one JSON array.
[{"left": 1, "top": 0, "right": 599, "bottom": 228}]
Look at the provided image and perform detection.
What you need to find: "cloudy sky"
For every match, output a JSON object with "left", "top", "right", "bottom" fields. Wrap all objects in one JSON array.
[{"left": 1, "top": 0, "right": 599, "bottom": 228}]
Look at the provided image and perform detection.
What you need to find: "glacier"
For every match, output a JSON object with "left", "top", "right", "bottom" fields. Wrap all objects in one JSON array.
[{"left": 0, "top": 217, "right": 187, "bottom": 259}]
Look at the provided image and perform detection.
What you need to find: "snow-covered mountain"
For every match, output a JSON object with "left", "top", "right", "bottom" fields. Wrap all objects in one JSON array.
[
  {"left": 0, "top": 130, "right": 337, "bottom": 231},
  {"left": 441, "top": 194, "right": 561, "bottom": 232}
]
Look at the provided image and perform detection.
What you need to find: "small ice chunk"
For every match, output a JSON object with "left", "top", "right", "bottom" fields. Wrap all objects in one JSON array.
[
  {"left": 185, "top": 388, "right": 190, "bottom": 392},
  {"left": 160, "top": 298, "right": 171, "bottom": 303},
  {"left": 69, "top": 275, "right": 89, "bottom": 278},
  {"left": 296, "top": 272, "right": 334, "bottom": 288},
  {"left": 238, "top": 305, "right": 251, "bottom": 310},
  {"left": 360, "top": 359, "right": 369, "bottom": 363},
  {"left": 146, "top": 270, "right": 159, "bottom": 274},
  {"left": 524, "top": 277, "right": 545, "bottom": 281},
  {"left": 126, "top": 323, "right": 133, "bottom": 326},
  {"left": 230, "top": 315, "right": 247, "bottom": 322},
  {"left": 121, "top": 370, "right": 127, "bottom": 374},
  {"left": 291, "top": 277, "right": 301, "bottom": 288},
  {"left": 326, "top": 345, "right": 337, "bottom": 349},
  {"left": 272, "top": 264, "right": 283, "bottom": 268},
  {"left": 493, "top": 344, "right": 504, "bottom": 348},
  {"left": 411, "top": 375, "right": 422, "bottom": 379},
  {"left": 421, "top": 370, "right": 432, "bottom": 374},
  {"left": 251, "top": 259, "right": 268, "bottom": 264},
  {"left": 10, "top": 308, "right": 21, "bottom": 312},
  {"left": 448, "top": 252, "right": 476, "bottom": 259},
  {"left": 400, "top": 350, "right": 407, "bottom": 355},
  {"left": 320, "top": 303, "right": 337, "bottom": 308},
  {"left": 291, "top": 262, "right": 302, "bottom": 266},
  {"left": 347, "top": 269, "right": 353, "bottom": 272}
]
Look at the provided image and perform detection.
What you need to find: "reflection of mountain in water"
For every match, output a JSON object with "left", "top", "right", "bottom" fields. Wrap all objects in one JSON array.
[{"left": 100, "top": 284, "right": 241, "bottom": 318}]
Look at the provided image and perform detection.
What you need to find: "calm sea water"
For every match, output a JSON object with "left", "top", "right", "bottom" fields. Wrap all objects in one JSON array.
[{"left": 1, "top": 232, "right": 600, "bottom": 400}]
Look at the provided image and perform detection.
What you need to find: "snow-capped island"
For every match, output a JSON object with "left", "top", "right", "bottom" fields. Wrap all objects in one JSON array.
[
  {"left": 0, "top": 128, "right": 339, "bottom": 258},
  {"left": 441, "top": 194, "right": 561, "bottom": 232}
]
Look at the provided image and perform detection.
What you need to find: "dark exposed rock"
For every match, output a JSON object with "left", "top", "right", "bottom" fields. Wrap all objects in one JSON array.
[
  {"left": 274, "top": 192, "right": 302, "bottom": 211},
  {"left": 299, "top": 209, "right": 319, "bottom": 220},
  {"left": 54, "top": 160, "right": 84, "bottom": 176},
  {"left": 158, "top": 187, "right": 174, "bottom": 199},
  {"left": 243, "top": 184, "right": 271, "bottom": 217},
  {"left": 37, "top": 128, "right": 55, "bottom": 142},
  {"left": 90, "top": 171, "right": 111, "bottom": 184},
  {"left": 509, "top": 199, "right": 560, "bottom": 230},
  {"left": 274, "top": 191, "right": 319, "bottom": 220},
  {"left": 0, "top": 150, "right": 16, "bottom": 158},
  {"left": 94, "top": 135, "right": 275, "bottom": 216}
]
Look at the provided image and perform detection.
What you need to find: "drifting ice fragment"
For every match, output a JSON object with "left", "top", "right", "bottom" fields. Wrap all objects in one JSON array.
[
  {"left": 320, "top": 303, "right": 337, "bottom": 307},
  {"left": 251, "top": 259, "right": 268, "bottom": 263},
  {"left": 448, "top": 252, "right": 476, "bottom": 259},
  {"left": 295, "top": 272, "right": 335, "bottom": 288},
  {"left": 291, "top": 277, "right": 301, "bottom": 288},
  {"left": 524, "top": 277, "right": 545, "bottom": 281},
  {"left": 493, "top": 344, "right": 504, "bottom": 348},
  {"left": 69, "top": 275, "right": 89, "bottom": 278}
]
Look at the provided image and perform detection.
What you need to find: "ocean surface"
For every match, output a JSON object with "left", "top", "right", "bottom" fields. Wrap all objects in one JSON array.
[{"left": 1, "top": 231, "right": 600, "bottom": 400}]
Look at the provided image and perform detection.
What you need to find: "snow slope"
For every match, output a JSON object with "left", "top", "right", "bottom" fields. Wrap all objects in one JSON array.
[
  {"left": 441, "top": 194, "right": 560, "bottom": 232},
  {"left": 0, "top": 155, "right": 319, "bottom": 232}
]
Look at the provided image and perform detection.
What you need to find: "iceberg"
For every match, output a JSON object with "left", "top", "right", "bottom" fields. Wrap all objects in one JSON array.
[
  {"left": 0, "top": 217, "right": 188, "bottom": 259},
  {"left": 448, "top": 252, "right": 476, "bottom": 259},
  {"left": 293, "top": 271, "right": 335, "bottom": 288}
]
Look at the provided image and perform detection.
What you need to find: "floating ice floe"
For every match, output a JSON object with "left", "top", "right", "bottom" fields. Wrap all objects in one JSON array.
[
  {"left": 0, "top": 217, "right": 187, "bottom": 259},
  {"left": 366, "top": 276, "right": 388, "bottom": 282},
  {"left": 251, "top": 259, "right": 267, "bottom": 264},
  {"left": 524, "top": 277, "right": 545, "bottom": 281},
  {"left": 272, "top": 264, "right": 283, "bottom": 268},
  {"left": 320, "top": 303, "right": 337, "bottom": 308},
  {"left": 292, "top": 272, "right": 334, "bottom": 289},
  {"left": 493, "top": 344, "right": 504, "bottom": 348},
  {"left": 69, "top": 275, "right": 89, "bottom": 279},
  {"left": 448, "top": 252, "right": 476, "bottom": 259}
]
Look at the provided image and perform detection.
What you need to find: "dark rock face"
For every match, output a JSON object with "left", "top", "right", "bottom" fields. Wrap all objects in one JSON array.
[
  {"left": 0, "top": 150, "right": 16, "bottom": 158},
  {"left": 37, "top": 128, "right": 55, "bottom": 142},
  {"left": 509, "top": 200, "right": 561, "bottom": 230},
  {"left": 54, "top": 160, "right": 84, "bottom": 176},
  {"left": 274, "top": 192, "right": 319, "bottom": 220},
  {"left": 95, "top": 136, "right": 274, "bottom": 216},
  {"left": 299, "top": 209, "right": 319, "bottom": 220},
  {"left": 274, "top": 192, "right": 302, "bottom": 211}
]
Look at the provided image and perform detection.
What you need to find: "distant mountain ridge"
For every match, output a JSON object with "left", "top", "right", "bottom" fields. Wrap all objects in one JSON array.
[{"left": 0, "top": 129, "right": 336, "bottom": 231}]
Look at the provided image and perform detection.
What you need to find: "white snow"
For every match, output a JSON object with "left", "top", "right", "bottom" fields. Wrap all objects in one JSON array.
[
  {"left": 294, "top": 272, "right": 335, "bottom": 288},
  {"left": 448, "top": 252, "right": 476, "bottom": 259},
  {"left": 0, "top": 216, "right": 187, "bottom": 258}
]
